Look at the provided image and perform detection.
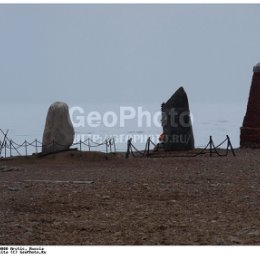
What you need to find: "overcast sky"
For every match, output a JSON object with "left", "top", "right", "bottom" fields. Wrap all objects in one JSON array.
[{"left": 0, "top": 4, "right": 260, "bottom": 105}]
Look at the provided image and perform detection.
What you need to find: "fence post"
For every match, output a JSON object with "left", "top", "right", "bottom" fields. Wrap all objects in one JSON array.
[
  {"left": 105, "top": 140, "right": 108, "bottom": 153},
  {"left": 35, "top": 139, "right": 38, "bottom": 154},
  {"left": 209, "top": 136, "right": 213, "bottom": 157},
  {"left": 9, "top": 140, "right": 12, "bottom": 157},
  {"left": 125, "top": 138, "right": 132, "bottom": 159},
  {"left": 87, "top": 138, "right": 90, "bottom": 152},
  {"left": 79, "top": 139, "right": 82, "bottom": 152},
  {"left": 227, "top": 135, "right": 236, "bottom": 157},
  {"left": 109, "top": 139, "right": 112, "bottom": 153},
  {"left": 113, "top": 137, "right": 116, "bottom": 153},
  {"left": 4, "top": 141, "right": 7, "bottom": 158},
  {"left": 147, "top": 137, "right": 150, "bottom": 157},
  {"left": 25, "top": 140, "right": 28, "bottom": 157}
]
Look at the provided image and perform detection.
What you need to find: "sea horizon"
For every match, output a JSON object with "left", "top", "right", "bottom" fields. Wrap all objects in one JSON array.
[{"left": 0, "top": 100, "right": 246, "bottom": 156}]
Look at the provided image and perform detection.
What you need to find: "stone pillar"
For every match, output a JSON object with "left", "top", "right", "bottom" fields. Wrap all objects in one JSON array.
[
  {"left": 161, "top": 87, "right": 195, "bottom": 151},
  {"left": 42, "top": 101, "right": 75, "bottom": 154},
  {"left": 240, "top": 63, "right": 260, "bottom": 148}
]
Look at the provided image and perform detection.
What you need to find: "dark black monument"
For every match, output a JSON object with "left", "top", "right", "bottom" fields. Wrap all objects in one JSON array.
[{"left": 161, "top": 87, "right": 195, "bottom": 151}]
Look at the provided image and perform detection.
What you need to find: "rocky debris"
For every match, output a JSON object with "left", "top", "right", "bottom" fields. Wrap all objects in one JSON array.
[
  {"left": 7, "top": 187, "right": 19, "bottom": 192},
  {"left": 101, "top": 195, "right": 110, "bottom": 200},
  {"left": 23, "top": 180, "right": 94, "bottom": 184},
  {"left": 0, "top": 166, "right": 22, "bottom": 172},
  {"left": 72, "top": 181, "right": 94, "bottom": 184},
  {"left": 42, "top": 101, "right": 74, "bottom": 154},
  {"left": 228, "top": 235, "right": 241, "bottom": 244},
  {"left": 247, "top": 229, "right": 260, "bottom": 236},
  {"left": 161, "top": 87, "right": 195, "bottom": 150}
]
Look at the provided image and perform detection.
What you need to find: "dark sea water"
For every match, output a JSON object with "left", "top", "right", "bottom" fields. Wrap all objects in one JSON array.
[{"left": 0, "top": 101, "right": 245, "bottom": 156}]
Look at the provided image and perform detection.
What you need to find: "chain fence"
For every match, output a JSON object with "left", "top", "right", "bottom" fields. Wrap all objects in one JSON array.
[
  {"left": 0, "top": 128, "right": 236, "bottom": 159},
  {"left": 125, "top": 135, "right": 236, "bottom": 158},
  {"left": 0, "top": 129, "right": 116, "bottom": 158}
]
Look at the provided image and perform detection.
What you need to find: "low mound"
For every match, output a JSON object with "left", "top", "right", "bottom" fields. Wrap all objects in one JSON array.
[{"left": 1, "top": 150, "right": 123, "bottom": 165}]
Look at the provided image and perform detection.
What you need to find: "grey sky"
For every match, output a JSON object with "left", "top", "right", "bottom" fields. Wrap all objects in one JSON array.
[{"left": 0, "top": 4, "right": 260, "bottom": 105}]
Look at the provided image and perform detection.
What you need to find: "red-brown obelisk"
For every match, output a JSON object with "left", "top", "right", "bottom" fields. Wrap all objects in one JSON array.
[{"left": 240, "top": 63, "right": 260, "bottom": 148}]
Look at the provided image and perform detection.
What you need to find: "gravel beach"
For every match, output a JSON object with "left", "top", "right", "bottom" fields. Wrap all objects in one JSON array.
[{"left": 0, "top": 149, "right": 259, "bottom": 245}]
